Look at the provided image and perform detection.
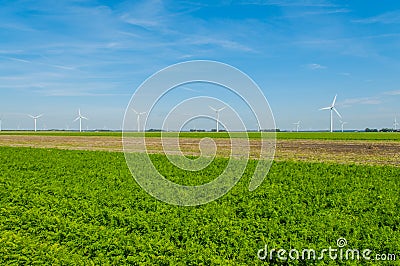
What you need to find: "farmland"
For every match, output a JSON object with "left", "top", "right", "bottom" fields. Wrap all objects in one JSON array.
[
  {"left": 0, "top": 132, "right": 399, "bottom": 264},
  {"left": 1, "top": 131, "right": 400, "bottom": 141},
  {"left": 1, "top": 133, "right": 399, "bottom": 166},
  {"left": 1, "top": 146, "right": 399, "bottom": 264}
]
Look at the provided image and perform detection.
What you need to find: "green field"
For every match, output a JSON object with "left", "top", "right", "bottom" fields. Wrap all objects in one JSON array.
[
  {"left": 1, "top": 131, "right": 400, "bottom": 141},
  {"left": 1, "top": 146, "right": 399, "bottom": 264}
]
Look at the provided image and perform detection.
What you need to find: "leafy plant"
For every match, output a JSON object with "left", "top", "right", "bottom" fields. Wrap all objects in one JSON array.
[{"left": 0, "top": 147, "right": 399, "bottom": 264}]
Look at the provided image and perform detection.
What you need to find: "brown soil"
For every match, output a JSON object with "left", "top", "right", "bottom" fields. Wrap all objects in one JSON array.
[{"left": 0, "top": 135, "right": 399, "bottom": 166}]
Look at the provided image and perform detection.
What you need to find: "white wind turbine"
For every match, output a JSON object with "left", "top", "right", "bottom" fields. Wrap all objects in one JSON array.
[
  {"left": 74, "top": 109, "right": 88, "bottom": 132},
  {"left": 320, "top": 94, "right": 342, "bottom": 132},
  {"left": 293, "top": 121, "right": 301, "bottom": 132},
  {"left": 28, "top": 114, "right": 43, "bottom": 132},
  {"left": 0, "top": 116, "right": 2, "bottom": 132},
  {"left": 339, "top": 120, "right": 348, "bottom": 132},
  {"left": 209, "top": 106, "right": 225, "bottom": 132},
  {"left": 393, "top": 117, "right": 399, "bottom": 131},
  {"left": 132, "top": 109, "right": 146, "bottom": 132}
]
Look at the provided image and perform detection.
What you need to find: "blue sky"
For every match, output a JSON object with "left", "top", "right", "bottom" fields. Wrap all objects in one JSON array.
[{"left": 1, "top": 0, "right": 400, "bottom": 131}]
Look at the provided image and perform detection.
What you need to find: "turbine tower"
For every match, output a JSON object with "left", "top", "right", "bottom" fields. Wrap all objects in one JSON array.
[
  {"left": 340, "top": 120, "right": 347, "bottom": 132},
  {"left": 132, "top": 109, "right": 146, "bottom": 132},
  {"left": 320, "top": 94, "right": 342, "bottom": 132},
  {"left": 394, "top": 117, "right": 399, "bottom": 131},
  {"left": 293, "top": 121, "right": 301, "bottom": 132},
  {"left": 0, "top": 116, "right": 2, "bottom": 132},
  {"left": 28, "top": 114, "right": 43, "bottom": 132},
  {"left": 209, "top": 106, "right": 225, "bottom": 132},
  {"left": 74, "top": 109, "right": 88, "bottom": 132}
]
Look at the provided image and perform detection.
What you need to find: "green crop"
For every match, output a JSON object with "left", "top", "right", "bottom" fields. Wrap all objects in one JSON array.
[{"left": 0, "top": 146, "right": 399, "bottom": 264}]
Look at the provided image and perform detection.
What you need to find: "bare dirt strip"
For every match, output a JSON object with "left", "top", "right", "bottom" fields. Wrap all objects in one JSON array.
[{"left": 0, "top": 135, "right": 399, "bottom": 166}]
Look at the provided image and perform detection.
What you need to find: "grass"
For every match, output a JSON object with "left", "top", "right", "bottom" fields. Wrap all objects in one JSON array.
[
  {"left": 1, "top": 146, "right": 399, "bottom": 264},
  {"left": 1, "top": 130, "right": 400, "bottom": 141}
]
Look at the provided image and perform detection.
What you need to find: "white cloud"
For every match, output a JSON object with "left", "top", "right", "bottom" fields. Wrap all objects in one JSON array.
[
  {"left": 6, "top": 57, "right": 31, "bottom": 63},
  {"left": 186, "top": 37, "right": 254, "bottom": 52},
  {"left": 384, "top": 90, "right": 400, "bottom": 95},
  {"left": 353, "top": 10, "right": 400, "bottom": 24},
  {"left": 338, "top": 72, "right": 351, "bottom": 76},
  {"left": 340, "top": 97, "right": 381, "bottom": 107},
  {"left": 240, "top": 0, "right": 336, "bottom": 7},
  {"left": 283, "top": 8, "right": 350, "bottom": 18},
  {"left": 305, "top": 63, "right": 327, "bottom": 70}
]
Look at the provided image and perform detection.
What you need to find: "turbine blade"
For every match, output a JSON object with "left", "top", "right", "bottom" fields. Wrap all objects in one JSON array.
[
  {"left": 82, "top": 116, "right": 88, "bottom": 120},
  {"left": 217, "top": 107, "right": 226, "bottom": 112},
  {"left": 331, "top": 94, "right": 337, "bottom": 107},
  {"left": 73, "top": 117, "right": 80, "bottom": 122},
  {"left": 333, "top": 107, "right": 342, "bottom": 118},
  {"left": 28, "top": 114, "right": 34, "bottom": 118},
  {"left": 209, "top": 106, "right": 217, "bottom": 112},
  {"left": 132, "top": 108, "right": 138, "bottom": 114},
  {"left": 319, "top": 107, "right": 331, "bottom": 110}
]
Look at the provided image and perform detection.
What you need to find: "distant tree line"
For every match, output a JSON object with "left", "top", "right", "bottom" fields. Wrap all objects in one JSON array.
[{"left": 365, "top": 128, "right": 399, "bottom": 132}]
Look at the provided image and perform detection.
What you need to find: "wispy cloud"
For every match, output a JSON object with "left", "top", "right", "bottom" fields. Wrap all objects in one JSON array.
[
  {"left": 119, "top": 0, "right": 192, "bottom": 33},
  {"left": 186, "top": 37, "right": 255, "bottom": 52},
  {"left": 338, "top": 72, "right": 351, "bottom": 76},
  {"left": 295, "top": 33, "right": 400, "bottom": 47},
  {"left": 353, "top": 10, "right": 400, "bottom": 24},
  {"left": 0, "top": 22, "right": 37, "bottom": 32},
  {"left": 240, "top": 0, "right": 337, "bottom": 7},
  {"left": 1, "top": 55, "right": 77, "bottom": 71},
  {"left": 340, "top": 97, "right": 382, "bottom": 107},
  {"left": 5, "top": 57, "right": 31, "bottom": 63},
  {"left": 118, "top": 1, "right": 258, "bottom": 53},
  {"left": 384, "top": 90, "right": 400, "bottom": 95},
  {"left": 284, "top": 8, "right": 350, "bottom": 18},
  {"left": 40, "top": 90, "right": 131, "bottom": 97},
  {"left": 305, "top": 63, "right": 327, "bottom": 70}
]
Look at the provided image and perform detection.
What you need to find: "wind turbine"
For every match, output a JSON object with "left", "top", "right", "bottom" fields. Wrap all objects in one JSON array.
[
  {"left": 394, "top": 117, "right": 399, "bottom": 131},
  {"left": 73, "top": 109, "right": 88, "bottom": 132},
  {"left": 209, "top": 106, "right": 225, "bottom": 132},
  {"left": 320, "top": 94, "right": 342, "bottom": 132},
  {"left": 293, "top": 121, "right": 301, "bottom": 132},
  {"left": 339, "top": 120, "right": 347, "bottom": 132},
  {"left": 132, "top": 109, "right": 146, "bottom": 132},
  {"left": 0, "top": 116, "right": 2, "bottom": 132},
  {"left": 28, "top": 114, "right": 43, "bottom": 132}
]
